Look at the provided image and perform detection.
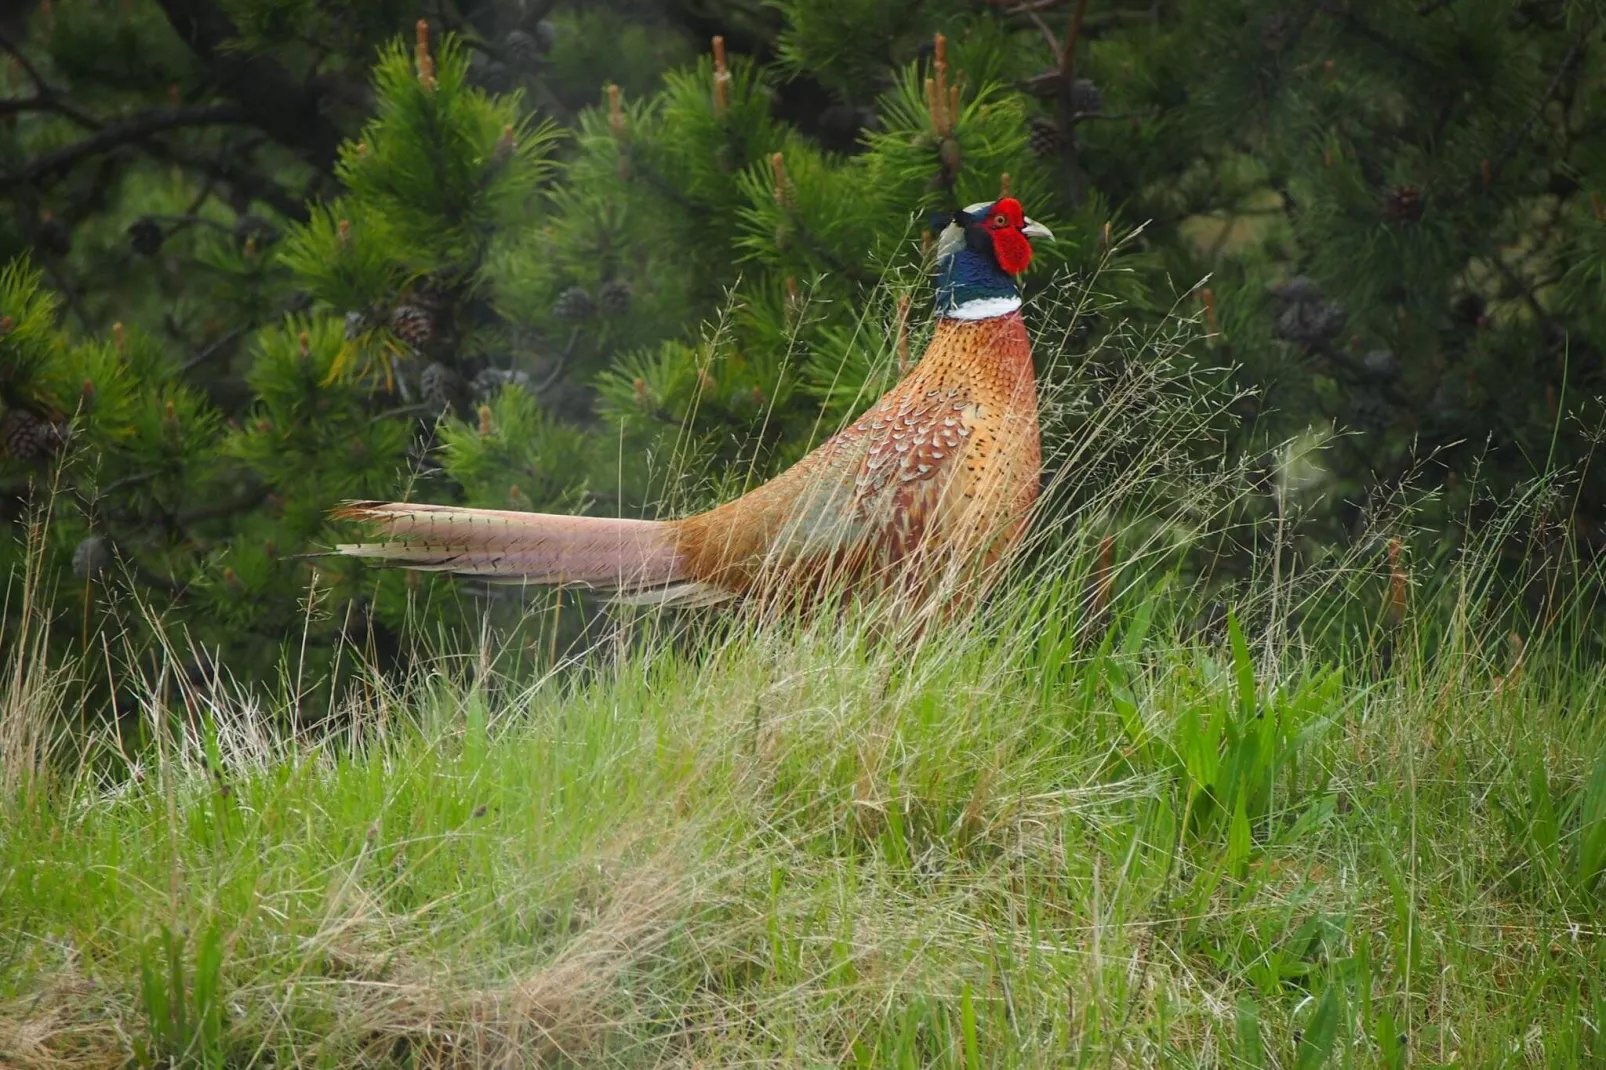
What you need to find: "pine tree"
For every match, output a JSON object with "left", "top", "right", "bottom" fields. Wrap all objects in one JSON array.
[
  {"left": 1, "top": 25, "right": 577, "bottom": 703},
  {"left": 6, "top": 0, "right": 1606, "bottom": 708},
  {"left": 491, "top": 21, "right": 1120, "bottom": 517},
  {"left": 1073, "top": 1, "right": 1606, "bottom": 548}
]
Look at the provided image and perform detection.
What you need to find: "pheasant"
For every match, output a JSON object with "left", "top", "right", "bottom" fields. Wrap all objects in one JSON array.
[{"left": 334, "top": 197, "right": 1052, "bottom": 613}]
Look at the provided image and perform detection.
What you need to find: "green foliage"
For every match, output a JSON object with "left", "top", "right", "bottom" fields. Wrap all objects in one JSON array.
[
  {"left": 438, "top": 384, "right": 593, "bottom": 512},
  {"left": 134, "top": 923, "right": 227, "bottom": 1070},
  {"left": 278, "top": 203, "right": 407, "bottom": 318},
  {"left": 1500, "top": 740, "right": 1606, "bottom": 907},
  {"left": 6, "top": 573, "right": 1606, "bottom": 1065},
  {"left": 0, "top": 260, "right": 65, "bottom": 402},
  {"left": 7, "top": 0, "right": 1606, "bottom": 706},
  {"left": 0, "top": 25, "right": 579, "bottom": 697},
  {"left": 771, "top": 0, "right": 944, "bottom": 101},
  {"left": 337, "top": 37, "right": 557, "bottom": 263},
  {"left": 506, "top": 20, "right": 1105, "bottom": 515}
]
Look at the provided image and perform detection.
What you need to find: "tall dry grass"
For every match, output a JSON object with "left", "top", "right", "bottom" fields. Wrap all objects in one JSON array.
[{"left": 4, "top": 259, "right": 1606, "bottom": 1067}]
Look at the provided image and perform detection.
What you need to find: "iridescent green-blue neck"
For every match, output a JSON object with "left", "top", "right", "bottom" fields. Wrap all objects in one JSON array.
[{"left": 936, "top": 244, "right": 1021, "bottom": 319}]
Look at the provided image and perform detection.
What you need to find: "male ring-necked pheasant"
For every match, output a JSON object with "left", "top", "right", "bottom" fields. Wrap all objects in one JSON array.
[{"left": 334, "top": 197, "right": 1051, "bottom": 612}]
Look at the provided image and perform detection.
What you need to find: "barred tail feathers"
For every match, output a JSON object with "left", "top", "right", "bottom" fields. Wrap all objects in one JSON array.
[{"left": 333, "top": 501, "right": 710, "bottom": 597}]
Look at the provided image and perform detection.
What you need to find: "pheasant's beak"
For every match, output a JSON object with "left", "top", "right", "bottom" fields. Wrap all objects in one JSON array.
[{"left": 1022, "top": 218, "right": 1053, "bottom": 242}]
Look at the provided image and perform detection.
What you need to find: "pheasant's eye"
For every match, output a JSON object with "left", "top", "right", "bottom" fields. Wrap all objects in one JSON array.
[{"left": 993, "top": 214, "right": 1009, "bottom": 227}]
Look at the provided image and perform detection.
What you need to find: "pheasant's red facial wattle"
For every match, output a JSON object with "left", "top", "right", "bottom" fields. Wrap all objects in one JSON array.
[
  {"left": 985, "top": 197, "right": 1034, "bottom": 275},
  {"left": 991, "top": 227, "right": 1033, "bottom": 275}
]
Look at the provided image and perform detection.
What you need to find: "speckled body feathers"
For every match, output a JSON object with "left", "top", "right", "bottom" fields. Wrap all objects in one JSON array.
[{"left": 336, "top": 311, "right": 1041, "bottom": 611}]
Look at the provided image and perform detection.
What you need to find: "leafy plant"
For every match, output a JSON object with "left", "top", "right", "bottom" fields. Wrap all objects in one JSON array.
[{"left": 134, "top": 923, "right": 227, "bottom": 1070}]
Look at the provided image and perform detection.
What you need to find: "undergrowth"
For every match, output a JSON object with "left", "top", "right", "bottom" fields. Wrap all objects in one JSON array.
[
  {"left": 4, "top": 272, "right": 1606, "bottom": 1067},
  {"left": 5, "top": 552, "right": 1606, "bottom": 1066}
]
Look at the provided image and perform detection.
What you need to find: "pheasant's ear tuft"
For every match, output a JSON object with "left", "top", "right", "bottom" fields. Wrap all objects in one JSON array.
[
  {"left": 928, "top": 209, "right": 959, "bottom": 231},
  {"left": 934, "top": 210, "right": 972, "bottom": 261}
]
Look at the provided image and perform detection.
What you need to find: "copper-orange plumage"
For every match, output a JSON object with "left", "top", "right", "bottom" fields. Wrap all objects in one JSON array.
[{"left": 334, "top": 197, "right": 1052, "bottom": 613}]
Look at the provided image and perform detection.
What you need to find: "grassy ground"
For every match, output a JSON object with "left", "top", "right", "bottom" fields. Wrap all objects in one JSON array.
[
  {"left": 3, "top": 284, "right": 1603, "bottom": 1066},
  {"left": 4, "top": 573, "right": 1606, "bottom": 1068}
]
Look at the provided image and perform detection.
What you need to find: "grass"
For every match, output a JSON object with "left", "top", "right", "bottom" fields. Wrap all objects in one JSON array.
[
  {"left": 4, "top": 571, "right": 1606, "bottom": 1067},
  {"left": 5, "top": 274, "right": 1606, "bottom": 1066}
]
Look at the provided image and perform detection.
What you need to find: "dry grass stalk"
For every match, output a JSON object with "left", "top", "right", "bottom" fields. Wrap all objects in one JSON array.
[{"left": 2, "top": 502, "right": 70, "bottom": 803}]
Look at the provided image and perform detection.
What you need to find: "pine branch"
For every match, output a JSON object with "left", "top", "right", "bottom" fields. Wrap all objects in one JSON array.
[
  {"left": 177, "top": 486, "right": 268, "bottom": 526},
  {"left": 785, "top": 219, "right": 878, "bottom": 286},
  {"left": 154, "top": 0, "right": 345, "bottom": 168},
  {"left": 0, "top": 29, "right": 99, "bottom": 129},
  {"left": 147, "top": 142, "right": 310, "bottom": 222},
  {"left": 1487, "top": 250, "right": 1552, "bottom": 327},
  {"left": 1059, "top": 0, "right": 1091, "bottom": 80},
  {"left": 1490, "top": 18, "right": 1598, "bottom": 182},
  {"left": 993, "top": 0, "right": 1075, "bottom": 14},
  {"left": 146, "top": 212, "right": 234, "bottom": 235},
  {"left": 181, "top": 326, "right": 244, "bottom": 372},
  {"left": 1315, "top": 3, "right": 1436, "bottom": 71},
  {"left": 6, "top": 104, "right": 247, "bottom": 187},
  {"left": 39, "top": 258, "right": 94, "bottom": 332},
  {"left": 0, "top": 30, "right": 51, "bottom": 95},
  {"left": 1076, "top": 108, "right": 1159, "bottom": 123},
  {"left": 996, "top": 0, "right": 1064, "bottom": 56},
  {"left": 0, "top": 96, "right": 65, "bottom": 117}
]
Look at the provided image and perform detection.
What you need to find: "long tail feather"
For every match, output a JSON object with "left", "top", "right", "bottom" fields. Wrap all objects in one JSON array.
[{"left": 332, "top": 501, "right": 698, "bottom": 594}]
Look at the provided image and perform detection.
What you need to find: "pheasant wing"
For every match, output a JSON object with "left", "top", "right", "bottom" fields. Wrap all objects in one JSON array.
[
  {"left": 673, "top": 384, "right": 981, "bottom": 598},
  {"left": 848, "top": 386, "right": 975, "bottom": 570}
]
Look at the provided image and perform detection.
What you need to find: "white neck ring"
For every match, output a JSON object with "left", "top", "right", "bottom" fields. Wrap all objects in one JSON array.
[{"left": 942, "top": 295, "right": 1022, "bottom": 321}]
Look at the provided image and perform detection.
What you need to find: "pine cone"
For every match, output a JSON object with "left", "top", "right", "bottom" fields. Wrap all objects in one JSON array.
[
  {"left": 598, "top": 279, "right": 632, "bottom": 317},
  {"left": 1385, "top": 184, "right": 1424, "bottom": 223},
  {"left": 1, "top": 408, "right": 66, "bottom": 462},
  {"left": 128, "top": 217, "right": 163, "bottom": 257},
  {"left": 504, "top": 29, "right": 541, "bottom": 68},
  {"left": 471, "top": 367, "right": 533, "bottom": 401},
  {"left": 1029, "top": 116, "right": 1064, "bottom": 158},
  {"left": 419, "top": 361, "right": 463, "bottom": 410},
  {"left": 389, "top": 304, "right": 435, "bottom": 351},
  {"left": 1271, "top": 277, "right": 1346, "bottom": 346},
  {"left": 411, "top": 283, "right": 454, "bottom": 313},
  {"left": 1361, "top": 348, "right": 1398, "bottom": 382},
  {"left": 552, "top": 285, "right": 596, "bottom": 321},
  {"left": 476, "top": 59, "right": 516, "bottom": 92},
  {"left": 1070, "top": 78, "right": 1102, "bottom": 116},
  {"left": 72, "top": 535, "right": 113, "bottom": 580},
  {"left": 1271, "top": 276, "right": 1322, "bottom": 303},
  {"left": 1275, "top": 301, "right": 1346, "bottom": 346}
]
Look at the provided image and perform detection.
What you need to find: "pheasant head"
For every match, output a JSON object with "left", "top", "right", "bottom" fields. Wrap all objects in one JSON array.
[{"left": 933, "top": 197, "right": 1053, "bottom": 320}]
